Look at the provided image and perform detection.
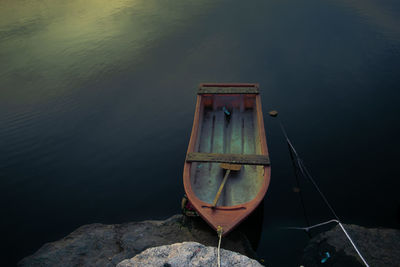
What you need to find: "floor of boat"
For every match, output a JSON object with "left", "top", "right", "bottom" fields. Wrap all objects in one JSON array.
[{"left": 190, "top": 107, "right": 264, "bottom": 206}]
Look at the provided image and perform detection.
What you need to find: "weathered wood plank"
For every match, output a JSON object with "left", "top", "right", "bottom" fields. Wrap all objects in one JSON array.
[
  {"left": 186, "top": 152, "right": 270, "bottom": 165},
  {"left": 198, "top": 87, "right": 259, "bottom": 95}
]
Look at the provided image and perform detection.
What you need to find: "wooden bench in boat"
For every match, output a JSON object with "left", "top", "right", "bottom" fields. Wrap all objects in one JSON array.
[
  {"left": 186, "top": 152, "right": 270, "bottom": 166},
  {"left": 198, "top": 83, "right": 259, "bottom": 95}
]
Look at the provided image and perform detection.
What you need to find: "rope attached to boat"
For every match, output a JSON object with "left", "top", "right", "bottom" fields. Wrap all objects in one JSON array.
[
  {"left": 217, "top": 226, "right": 223, "bottom": 267},
  {"left": 270, "top": 110, "right": 370, "bottom": 267}
]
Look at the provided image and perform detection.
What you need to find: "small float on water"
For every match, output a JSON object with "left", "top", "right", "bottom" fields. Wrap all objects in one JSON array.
[{"left": 183, "top": 83, "right": 271, "bottom": 236}]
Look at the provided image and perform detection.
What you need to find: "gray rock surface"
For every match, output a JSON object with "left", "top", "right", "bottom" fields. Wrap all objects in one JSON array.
[
  {"left": 302, "top": 224, "right": 400, "bottom": 267},
  {"left": 117, "top": 242, "right": 262, "bottom": 267},
  {"left": 19, "top": 215, "right": 256, "bottom": 267}
]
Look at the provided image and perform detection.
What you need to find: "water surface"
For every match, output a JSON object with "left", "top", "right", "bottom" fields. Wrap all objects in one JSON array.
[{"left": 1, "top": 0, "right": 399, "bottom": 265}]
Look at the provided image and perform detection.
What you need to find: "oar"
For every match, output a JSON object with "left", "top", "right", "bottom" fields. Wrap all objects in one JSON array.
[{"left": 212, "top": 163, "right": 242, "bottom": 207}]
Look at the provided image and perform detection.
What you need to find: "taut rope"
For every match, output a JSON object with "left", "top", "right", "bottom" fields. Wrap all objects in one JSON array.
[
  {"left": 217, "top": 226, "right": 223, "bottom": 267},
  {"left": 269, "top": 111, "right": 370, "bottom": 267},
  {"left": 283, "top": 220, "right": 370, "bottom": 267}
]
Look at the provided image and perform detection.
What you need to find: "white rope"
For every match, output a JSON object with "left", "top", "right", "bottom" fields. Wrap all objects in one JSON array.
[
  {"left": 283, "top": 219, "right": 339, "bottom": 232},
  {"left": 338, "top": 222, "right": 370, "bottom": 267},
  {"left": 273, "top": 117, "right": 370, "bottom": 266},
  {"left": 283, "top": 219, "right": 369, "bottom": 267},
  {"left": 217, "top": 226, "right": 223, "bottom": 267},
  {"left": 217, "top": 233, "right": 222, "bottom": 267}
]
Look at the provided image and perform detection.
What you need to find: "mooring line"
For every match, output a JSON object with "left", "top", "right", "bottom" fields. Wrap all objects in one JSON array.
[
  {"left": 270, "top": 111, "right": 370, "bottom": 267},
  {"left": 288, "top": 140, "right": 311, "bottom": 234},
  {"left": 217, "top": 226, "right": 223, "bottom": 267},
  {"left": 282, "top": 219, "right": 339, "bottom": 232},
  {"left": 278, "top": 117, "right": 340, "bottom": 220},
  {"left": 338, "top": 222, "right": 370, "bottom": 267},
  {"left": 296, "top": 157, "right": 340, "bottom": 221},
  {"left": 282, "top": 220, "right": 370, "bottom": 267}
]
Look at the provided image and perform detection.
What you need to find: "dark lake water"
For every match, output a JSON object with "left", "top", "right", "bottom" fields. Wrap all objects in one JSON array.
[{"left": 1, "top": 0, "right": 400, "bottom": 265}]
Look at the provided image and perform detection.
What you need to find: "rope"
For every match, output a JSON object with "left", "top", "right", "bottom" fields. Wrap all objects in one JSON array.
[
  {"left": 278, "top": 119, "right": 340, "bottom": 220},
  {"left": 273, "top": 116, "right": 370, "bottom": 267},
  {"left": 283, "top": 219, "right": 339, "bottom": 232},
  {"left": 282, "top": 220, "right": 370, "bottom": 267},
  {"left": 278, "top": 120, "right": 340, "bottom": 220},
  {"left": 217, "top": 226, "right": 223, "bottom": 267},
  {"left": 288, "top": 142, "right": 311, "bottom": 234},
  {"left": 338, "top": 222, "right": 370, "bottom": 267},
  {"left": 296, "top": 158, "right": 340, "bottom": 220}
]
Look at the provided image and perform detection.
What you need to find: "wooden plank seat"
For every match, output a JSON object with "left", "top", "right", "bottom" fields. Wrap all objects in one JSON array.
[
  {"left": 186, "top": 152, "right": 270, "bottom": 166},
  {"left": 198, "top": 87, "right": 259, "bottom": 95}
]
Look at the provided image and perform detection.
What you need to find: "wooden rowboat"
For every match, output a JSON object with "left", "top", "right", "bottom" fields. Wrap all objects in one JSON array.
[{"left": 183, "top": 83, "right": 271, "bottom": 236}]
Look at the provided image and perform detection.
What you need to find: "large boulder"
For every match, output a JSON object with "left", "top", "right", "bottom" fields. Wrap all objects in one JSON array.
[
  {"left": 117, "top": 242, "right": 262, "bottom": 267},
  {"left": 302, "top": 224, "right": 400, "bottom": 267},
  {"left": 19, "top": 215, "right": 256, "bottom": 267}
]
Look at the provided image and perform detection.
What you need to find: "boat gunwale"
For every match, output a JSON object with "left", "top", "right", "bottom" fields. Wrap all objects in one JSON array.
[{"left": 183, "top": 86, "right": 270, "bottom": 235}]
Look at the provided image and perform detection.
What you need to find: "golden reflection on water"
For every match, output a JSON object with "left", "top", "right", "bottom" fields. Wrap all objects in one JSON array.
[
  {"left": 0, "top": 0, "right": 145, "bottom": 75},
  {"left": 0, "top": 0, "right": 141, "bottom": 31},
  {"left": 0, "top": 0, "right": 145, "bottom": 103},
  {"left": 0, "top": 0, "right": 210, "bottom": 104}
]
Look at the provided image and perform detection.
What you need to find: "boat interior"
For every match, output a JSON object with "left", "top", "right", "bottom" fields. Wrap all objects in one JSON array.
[{"left": 190, "top": 94, "right": 265, "bottom": 206}]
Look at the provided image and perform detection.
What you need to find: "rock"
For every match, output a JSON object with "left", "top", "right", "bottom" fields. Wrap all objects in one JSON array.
[
  {"left": 19, "top": 215, "right": 256, "bottom": 267},
  {"left": 117, "top": 242, "right": 263, "bottom": 267},
  {"left": 302, "top": 224, "right": 400, "bottom": 267}
]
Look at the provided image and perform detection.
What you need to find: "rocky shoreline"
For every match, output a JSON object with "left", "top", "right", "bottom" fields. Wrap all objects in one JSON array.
[
  {"left": 302, "top": 224, "right": 400, "bottom": 267},
  {"left": 18, "top": 215, "right": 256, "bottom": 267},
  {"left": 19, "top": 215, "right": 400, "bottom": 266}
]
